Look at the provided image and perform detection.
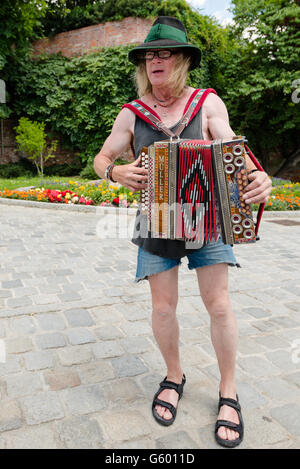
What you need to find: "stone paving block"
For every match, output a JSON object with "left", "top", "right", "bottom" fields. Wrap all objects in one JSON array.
[
  {"left": 119, "top": 336, "right": 153, "bottom": 354},
  {"left": 56, "top": 415, "right": 104, "bottom": 449},
  {"left": 4, "top": 423, "right": 59, "bottom": 449},
  {"left": 35, "top": 332, "right": 67, "bottom": 350},
  {"left": 24, "top": 350, "right": 54, "bottom": 371},
  {"left": 119, "top": 320, "right": 152, "bottom": 337},
  {"left": 155, "top": 430, "right": 200, "bottom": 450},
  {"left": 0, "top": 400, "right": 23, "bottom": 432},
  {"left": 284, "top": 371, "right": 300, "bottom": 389},
  {"left": 242, "top": 410, "right": 291, "bottom": 448},
  {"left": 238, "top": 355, "right": 281, "bottom": 378},
  {"left": 6, "top": 337, "right": 33, "bottom": 354},
  {"left": 270, "top": 404, "right": 300, "bottom": 437},
  {"left": 258, "top": 377, "right": 299, "bottom": 402},
  {"left": 58, "top": 345, "right": 93, "bottom": 366},
  {"left": 60, "top": 384, "right": 106, "bottom": 415},
  {"left": 254, "top": 334, "right": 290, "bottom": 350},
  {"left": 92, "top": 340, "right": 124, "bottom": 359},
  {"left": 5, "top": 372, "right": 43, "bottom": 398},
  {"left": 21, "top": 392, "right": 65, "bottom": 425},
  {"left": 6, "top": 296, "right": 33, "bottom": 308},
  {"left": 0, "top": 356, "right": 22, "bottom": 376},
  {"left": 101, "top": 378, "right": 145, "bottom": 407},
  {"left": 44, "top": 369, "right": 81, "bottom": 391},
  {"left": 8, "top": 316, "right": 36, "bottom": 335},
  {"left": 94, "top": 325, "right": 125, "bottom": 341},
  {"left": 1, "top": 280, "right": 23, "bottom": 289},
  {"left": 99, "top": 410, "right": 151, "bottom": 442},
  {"left": 66, "top": 328, "right": 96, "bottom": 345},
  {"left": 64, "top": 308, "right": 95, "bottom": 327},
  {"left": 35, "top": 312, "right": 66, "bottom": 331},
  {"left": 77, "top": 360, "right": 114, "bottom": 384},
  {"left": 111, "top": 355, "right": 148, "bottom": 378}
]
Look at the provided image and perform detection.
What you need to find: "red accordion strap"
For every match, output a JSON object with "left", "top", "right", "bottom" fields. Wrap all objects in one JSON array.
[
  {"left": 245, "top": 144, "right": 265, "bottom": 236},
  {"left": 121, "top": 88, "right": 218, "bottom": 138}
]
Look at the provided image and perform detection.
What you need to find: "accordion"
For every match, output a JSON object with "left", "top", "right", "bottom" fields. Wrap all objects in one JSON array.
[{"left": 139, "top": 137, "right": 262, "bottom": 246}]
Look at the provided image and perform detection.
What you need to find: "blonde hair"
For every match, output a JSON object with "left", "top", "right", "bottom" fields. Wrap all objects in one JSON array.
[{"left": 134, "top": 52, "right": 191, "bottom": 98}]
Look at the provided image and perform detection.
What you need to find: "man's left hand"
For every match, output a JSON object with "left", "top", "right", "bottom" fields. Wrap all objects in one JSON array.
[{"left": 243, "top": 171, "right": 272, "bottom": 205}]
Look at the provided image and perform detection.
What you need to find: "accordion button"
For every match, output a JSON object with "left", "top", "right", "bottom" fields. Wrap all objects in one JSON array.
[
  {"left": 244, "top": 229, "right": 254, "bottom": 239},
  {"left": 231, "top": 214, "right": 242, "bottom": 224},
  {"left": 233, "top": 145, "right": 243, "bottom": 156},
  {"left": 242, "top": 219, "right": 252, "bottom": 228},
  {"left": 234, "top": 157, "right": 244, "bottom": 167},
  {"left": 223, "top": 153, "right": 233, "bottom": 163},
  {"left": 225, "top": 164, "right": 235, "bottom": 174},
  {"left": 233, "top": 224, "right": 242, "bottom": 234}
]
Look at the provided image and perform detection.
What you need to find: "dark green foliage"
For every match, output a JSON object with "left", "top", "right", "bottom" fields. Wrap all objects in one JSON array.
[{"left": 0, "top": 159, "right": 35, "bottom": 178}]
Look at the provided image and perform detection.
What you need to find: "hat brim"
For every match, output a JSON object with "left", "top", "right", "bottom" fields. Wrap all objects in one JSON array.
[{"left": 128, "top": 39, "right": 201, "bottom": 71}]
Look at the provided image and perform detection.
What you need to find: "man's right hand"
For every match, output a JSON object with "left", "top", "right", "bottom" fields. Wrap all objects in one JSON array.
[{"left": 113, "top": 155, "right": 148, "bottom": 192}]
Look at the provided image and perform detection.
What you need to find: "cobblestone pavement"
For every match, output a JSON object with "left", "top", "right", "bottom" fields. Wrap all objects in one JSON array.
[{"left": 0, "top": 201, "right": 299, "bottom": 449}]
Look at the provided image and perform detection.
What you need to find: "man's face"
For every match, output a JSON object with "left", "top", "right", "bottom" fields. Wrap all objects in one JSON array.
[{"left": 144, "top": 49, "right": 177, "bottom": 87}]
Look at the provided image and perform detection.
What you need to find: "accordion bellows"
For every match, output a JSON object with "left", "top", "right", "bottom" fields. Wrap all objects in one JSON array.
[{"left": 139, "top": 137, "right": 256, "bottom": 246}]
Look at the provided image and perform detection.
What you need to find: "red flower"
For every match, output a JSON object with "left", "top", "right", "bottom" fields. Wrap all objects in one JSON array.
[{"left": 112, "top": 197, "right": 119, "bottom": 206}]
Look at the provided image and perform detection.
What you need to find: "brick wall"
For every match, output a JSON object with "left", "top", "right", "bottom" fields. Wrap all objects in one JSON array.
[{"left": 32, "top": 17, "right": 152, "bottom": 58}]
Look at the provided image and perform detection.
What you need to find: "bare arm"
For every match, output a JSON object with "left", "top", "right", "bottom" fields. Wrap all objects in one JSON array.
[
  {"left": 205, "top": 93, "right": 272, "bottom": 204},
  {"left": 93, "top": 108, "right": 148, "bottom": 192}
]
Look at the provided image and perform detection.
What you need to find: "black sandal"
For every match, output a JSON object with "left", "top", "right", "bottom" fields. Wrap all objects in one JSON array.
[
  {"left": 215, "top": 392, "right": 244, "bottom": 448},
  {"left": 152, "top": 374, "right": 186, "bottom": 426}
]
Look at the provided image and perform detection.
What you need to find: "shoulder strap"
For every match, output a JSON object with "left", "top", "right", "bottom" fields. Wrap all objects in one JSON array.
[
  {"left": 121, "top": 88, "right": 218, "bottom": 139},
  {"left": 122, "top": 100, "right": 175, "bottom": 138},
  {"left": 173, "top": 88, "right": 217, "bottom": 137}
]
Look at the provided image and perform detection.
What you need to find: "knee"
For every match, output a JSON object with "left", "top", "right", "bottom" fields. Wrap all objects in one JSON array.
[
  {"left": 152, "top": 298, "right": 177, "bottom": 321},
  {"left": 203, "top": 292, "right": 232, "bottom": 321}
]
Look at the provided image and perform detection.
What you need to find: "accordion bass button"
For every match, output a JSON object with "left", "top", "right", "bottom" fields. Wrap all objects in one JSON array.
[
  {"left": 231, "top": 214, "right": 242, "bottom": 224},
  {"left": 225, "top": 164, "right": 235, "bottom": 174},
  {"left": 233, "top": 224, "right": 243, "bottom": 234},
  {"left": 242, "top": 218, "right": 253, "bottom": 228},
  {"left": 223, "top": 153, "right": 233, "bottom": 163},
  {"left": 244, "top": 229, "right": 255, "bottom": 239},
  {"left": 233, "top": 145, "right": 243, "bottom": 156},
  {"left": 234, "top": 157, "right": 244, "bottom": 167}
]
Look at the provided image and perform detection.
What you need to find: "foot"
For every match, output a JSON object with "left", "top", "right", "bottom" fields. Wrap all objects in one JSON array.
[
  {"left": 217, "top": 390, "right": 240, "bottom": 442},
  {"left": 155, "top": 374, "right": 183, "bottom": 422}
]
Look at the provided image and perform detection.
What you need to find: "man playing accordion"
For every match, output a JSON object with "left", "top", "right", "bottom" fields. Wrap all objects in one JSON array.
[{"left": 93, "top": 16, "right": 271, "bottom": 448}]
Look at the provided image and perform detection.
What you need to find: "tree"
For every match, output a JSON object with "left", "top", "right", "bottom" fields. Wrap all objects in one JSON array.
[
  {"left": 15, "top": 117, "right": 57, "bottom": 177},
  {"left": 221, "top": 0, "right": 300, "bottom": 173}
]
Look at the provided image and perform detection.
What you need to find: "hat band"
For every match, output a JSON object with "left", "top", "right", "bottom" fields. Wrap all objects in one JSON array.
[{"left": 145, "top": 24, "right": 187, "bottom": 44}]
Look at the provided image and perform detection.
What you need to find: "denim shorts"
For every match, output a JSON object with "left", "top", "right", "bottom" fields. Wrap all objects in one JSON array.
[{"left": 134, "top": 238, "right": 240, "bottom": 283}]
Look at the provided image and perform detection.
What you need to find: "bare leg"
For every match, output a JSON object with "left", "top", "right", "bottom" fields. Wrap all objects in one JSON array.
[
  {"left": 148, "top": 265, "right": 184, "bottom": 421},
  {"left": 196, "top": 263, "right": 240, "bottom": 441}
]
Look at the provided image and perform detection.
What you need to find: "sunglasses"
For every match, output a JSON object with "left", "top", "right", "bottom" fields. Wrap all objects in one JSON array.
[{"left": 137, "top": 50, "right": 179, "bottom": 60}]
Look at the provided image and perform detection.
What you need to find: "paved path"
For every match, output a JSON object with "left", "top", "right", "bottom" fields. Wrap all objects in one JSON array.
[{"left": 0, "top": 202, "right": 299, "bottom": 449}]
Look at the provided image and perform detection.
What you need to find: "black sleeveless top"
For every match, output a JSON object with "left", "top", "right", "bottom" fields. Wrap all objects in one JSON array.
[{"left": 131, "top": 107, "right": 206, "bottom": 259}]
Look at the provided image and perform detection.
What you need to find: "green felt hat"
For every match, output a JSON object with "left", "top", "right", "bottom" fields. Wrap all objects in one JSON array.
[{"left": 128, "top": 16, "right": 201, "bottom": 71}]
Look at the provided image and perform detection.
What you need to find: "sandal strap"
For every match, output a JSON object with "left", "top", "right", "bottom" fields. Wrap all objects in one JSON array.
[
  {"left": 152, "top": 398, "right": 176, "bottom": 416},
  {"left": 215, "top": 419, "right": 243, "bottom": 436},
  {"left": 159, "top": 374, "right": 186, "bottom": 398},
  {"left": 218, "top": 396, "right": 241, "bottom": 412}
]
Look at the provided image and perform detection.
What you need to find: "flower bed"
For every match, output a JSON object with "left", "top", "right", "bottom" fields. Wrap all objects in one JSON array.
[
  {"left": 0, "top": 177, "right": 299, "bottom": 210},
  {"left": 0, "top": 180, "right": 140, "bottom": 208}
]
